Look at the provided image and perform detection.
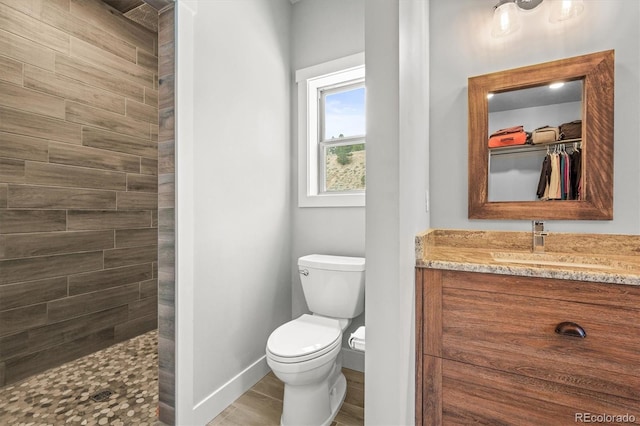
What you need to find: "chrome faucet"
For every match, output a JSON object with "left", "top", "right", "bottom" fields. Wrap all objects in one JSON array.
[{"left": 532, "top": 221, "right": 548, "bottom": 253}]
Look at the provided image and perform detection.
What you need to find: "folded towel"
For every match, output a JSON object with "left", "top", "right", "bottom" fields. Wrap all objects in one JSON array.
[{"left": 348, "top": 326, "right": 365, "bottom": 352}]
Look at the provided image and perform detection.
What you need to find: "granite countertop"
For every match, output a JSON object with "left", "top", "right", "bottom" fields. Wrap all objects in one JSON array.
[{"left": 416, "top": 229, "right": 640, "bottom": 286}]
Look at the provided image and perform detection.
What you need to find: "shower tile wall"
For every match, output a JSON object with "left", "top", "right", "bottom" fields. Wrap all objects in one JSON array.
[
  {"left": 0, "top": 0, "right": 158, "bottom": 387},
  {"left": 157, "top": 5, "right": 175, "bottom": 424}
]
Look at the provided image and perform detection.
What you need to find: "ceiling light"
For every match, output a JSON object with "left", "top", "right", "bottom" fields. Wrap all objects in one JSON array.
[{"left": 549, "top": 82, "right": 565, "bottom": 89}]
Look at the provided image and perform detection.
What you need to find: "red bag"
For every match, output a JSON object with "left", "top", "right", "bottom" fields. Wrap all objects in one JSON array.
[{"left": 488, "top": 125, "right": 527, "bottom": 148}]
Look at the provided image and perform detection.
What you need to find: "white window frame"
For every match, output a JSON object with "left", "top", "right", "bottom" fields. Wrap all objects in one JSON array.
[{"left": 297, "top": 53, "right": 365, "bottom": 208}]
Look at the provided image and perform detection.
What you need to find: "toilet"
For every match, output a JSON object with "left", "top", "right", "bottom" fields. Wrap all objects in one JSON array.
[{"left": 266, "top": 254, "right": 365, "bottom": 426}]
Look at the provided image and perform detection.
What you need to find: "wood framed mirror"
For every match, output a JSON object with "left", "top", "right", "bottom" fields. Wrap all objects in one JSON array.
[{"left": 468, "top": 50, "right": 614, "bottom": 220}]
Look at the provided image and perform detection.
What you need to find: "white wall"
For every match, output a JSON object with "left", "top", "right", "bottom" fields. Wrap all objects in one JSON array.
[
  {"left": 365, "top": 0, "right": 429, "bottom": 424},
  {"left": 172, "top": 2, "right": 640, "bottom": 426},
  {"left": 430, "top": 0, "right": 640, "bottom": 234},
  {"left": 290, "top": 0, "right": 366, "bottom": 365},
  {"left": 176, "top": 0, "right": 292, "bottom": 423}
]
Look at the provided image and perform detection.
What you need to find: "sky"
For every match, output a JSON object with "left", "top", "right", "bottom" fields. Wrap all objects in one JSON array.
[{"left": 324, "top": 86, "right": 365, "bottom": 139}]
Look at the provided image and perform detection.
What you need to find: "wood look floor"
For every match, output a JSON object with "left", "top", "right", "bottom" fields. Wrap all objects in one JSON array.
[{"left": 208, "top": 368, "right": 365, "bottom": 426}]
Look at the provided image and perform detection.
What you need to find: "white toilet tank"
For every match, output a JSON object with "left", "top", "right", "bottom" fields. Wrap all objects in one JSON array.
[{"left": 298, "top": 254, "right": 365, "bottom": 319}]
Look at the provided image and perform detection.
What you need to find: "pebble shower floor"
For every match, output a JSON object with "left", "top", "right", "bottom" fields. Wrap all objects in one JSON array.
[{"left": 0, "top": 330, "right": 159, "bottom": 426}]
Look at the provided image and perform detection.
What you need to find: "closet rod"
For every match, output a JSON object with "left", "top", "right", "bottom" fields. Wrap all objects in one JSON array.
[{"left": 490, "top": 140, "right": 581, "bottom": 156}]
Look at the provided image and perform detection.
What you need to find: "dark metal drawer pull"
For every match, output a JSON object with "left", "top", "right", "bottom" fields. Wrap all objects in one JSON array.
[{"left": 555, "top": 321, "right": 586, "bottom": 338}]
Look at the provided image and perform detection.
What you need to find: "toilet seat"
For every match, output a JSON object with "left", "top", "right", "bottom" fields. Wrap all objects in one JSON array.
[{"left": 267, "top": 314, "right": 341, "bottom": 364}]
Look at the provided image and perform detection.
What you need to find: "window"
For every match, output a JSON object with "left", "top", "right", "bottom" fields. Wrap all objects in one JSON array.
[{"left": 297, "top": 53, "right": 365, "bottom": 207}]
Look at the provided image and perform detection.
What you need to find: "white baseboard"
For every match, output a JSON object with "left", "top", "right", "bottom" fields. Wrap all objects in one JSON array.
[
  {"left": 342, "top": 347, "right": 364, "bottom": 372},
  {"left": 191, "top": 355, "right": 270, "bottom": 425},
  {"left": 187, "top": 350, "right": 361, "bottom": 424}
]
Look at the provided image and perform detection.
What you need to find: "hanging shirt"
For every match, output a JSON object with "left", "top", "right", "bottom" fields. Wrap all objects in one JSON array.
[
  {"left": 570, "top": 149, "right": 581, "bottom": 200},
  {"left": 548, "top": 153, "right": 561, "bottom": 200},
  {"left": 537, "top": 155, "right": 552, "bottom": 199},
  {"left": 560, "top": 153, "right": 566, "bottom": 200}
]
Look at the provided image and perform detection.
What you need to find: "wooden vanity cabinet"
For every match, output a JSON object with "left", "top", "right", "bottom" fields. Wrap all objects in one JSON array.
[{"left": 415, "top": 268, "right": 640, "bottom": 425}]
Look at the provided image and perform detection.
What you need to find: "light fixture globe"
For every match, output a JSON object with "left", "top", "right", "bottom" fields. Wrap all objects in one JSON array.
[
  {"left": 491, "top": 1, "right": 521, "bottom": 38},
  {"left": 549, "top": 0, "right": 584, "bottom": 23}
]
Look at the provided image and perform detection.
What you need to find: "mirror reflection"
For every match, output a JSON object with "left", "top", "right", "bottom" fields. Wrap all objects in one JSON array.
[{"left": 487, "top": 80, "right": 583, "bottom": 202}]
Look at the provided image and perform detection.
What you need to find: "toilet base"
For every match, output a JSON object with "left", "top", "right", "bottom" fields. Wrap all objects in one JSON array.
[
  {"left": 325, "top": 373, "right": 347, "bottom": 425},
  {"left": 280, "top": 369, "right": 347, "bottom": 426}
]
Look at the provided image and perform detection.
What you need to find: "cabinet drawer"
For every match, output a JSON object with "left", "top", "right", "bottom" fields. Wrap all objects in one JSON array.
[
  {"left": 440, "top": 271, "right": 640, "bottom": 400},
  {"left": 441, "top": 358, "right": 640, "bottom": 425}
]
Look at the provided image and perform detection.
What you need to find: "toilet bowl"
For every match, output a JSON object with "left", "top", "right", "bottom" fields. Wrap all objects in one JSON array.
[
  {"left": 266, "top": 254, "right": 365, "bottom": 426},
  {"left": 267, "top": 315, "right": 345, "bottom": 426}
]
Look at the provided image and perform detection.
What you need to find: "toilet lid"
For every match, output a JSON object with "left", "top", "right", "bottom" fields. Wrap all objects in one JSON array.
[{"left": 267, "top": 314, "right": 341, "bottom": 360}]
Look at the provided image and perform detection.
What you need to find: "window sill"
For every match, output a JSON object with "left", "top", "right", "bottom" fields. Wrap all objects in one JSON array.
[{"left": 298, "top": 193, "right": 365, "bottom": 208}]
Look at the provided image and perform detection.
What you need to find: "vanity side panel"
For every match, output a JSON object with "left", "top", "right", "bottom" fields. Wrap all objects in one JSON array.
[
  {"left": 423, "top": 268, "right": 442, "bottom": 357},
  {"left": 415, "top": 268, "right": 423, "bottom": 426},
  {"left": 422, "top": 355, "right": 442, "bottom": 426},
  {"left": 417, "top": 268, "right": 444, "bottom": 426}
]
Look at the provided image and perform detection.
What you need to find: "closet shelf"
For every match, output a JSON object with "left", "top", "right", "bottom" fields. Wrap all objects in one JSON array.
[{"left": 490, "top": 138, "right": 581, "bottom": 156}]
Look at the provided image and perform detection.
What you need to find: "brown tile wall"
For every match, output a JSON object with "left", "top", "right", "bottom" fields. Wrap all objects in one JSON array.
[
  {"left": 157, "top": 4, "right": 175, "bottom": 425},
  {"left": 0, "top": 0, "right": 158, "bottom": 387}
]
